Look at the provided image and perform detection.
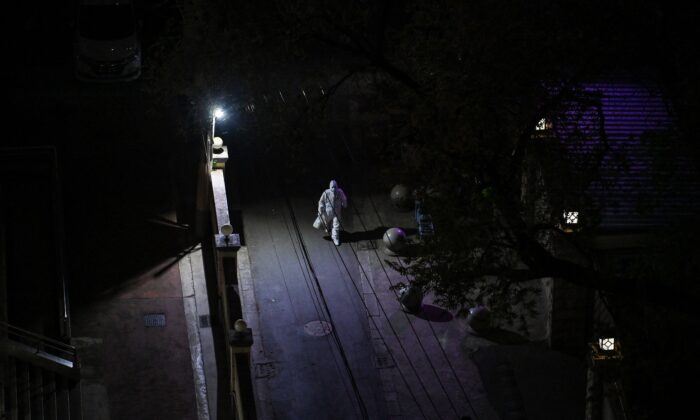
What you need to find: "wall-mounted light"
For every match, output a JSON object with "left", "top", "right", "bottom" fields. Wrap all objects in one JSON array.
[
  {"left": 564, "top": 211, "right": 579, "bottom": 225},
  {"left": 589, "top": 335, "right": 622, "bottom": 369},
  {"left": 535, "top": 118, "right": 552, "bottom": 131},
  {"left": 599, "top": 337, "right": 615, "bottom": 351}
]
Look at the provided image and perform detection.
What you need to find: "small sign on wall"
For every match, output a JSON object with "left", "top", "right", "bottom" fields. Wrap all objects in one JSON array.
[{"left": 144, "top": 313, "right": 166, "bottom": 327}]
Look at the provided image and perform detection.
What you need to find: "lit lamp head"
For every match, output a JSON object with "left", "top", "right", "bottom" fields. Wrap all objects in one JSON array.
[
  {"left": 211, "top": 108, "right": 226, "bottom": 139},
  {"left": 213, "top": 136, "right": 224, "bottom": 153},
  {"left": 562, "top": 210, "right": 579, "bottom": 233},
  {"left": 589, "top": 334, "right": 622, "bottom": 369},
  {"left": 599, "top": 337, "right": 615, "bottom": 351}
]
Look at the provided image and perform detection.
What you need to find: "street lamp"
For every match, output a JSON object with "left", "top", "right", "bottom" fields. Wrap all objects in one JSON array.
[
  {"left": 209, "top": 107, "right": 225, "bottom": 163},
  {"left": 212, "top": 107, "right": 225, "bottom": 138}
]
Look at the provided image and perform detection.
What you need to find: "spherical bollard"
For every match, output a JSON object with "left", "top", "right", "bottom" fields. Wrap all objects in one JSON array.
[
  {"left": 466, "top": 305, "right": 492, "bottom": 335},
  {"left": 390, "top": 184, "right": 412, "bottom": 210},
  {"left": 234, "top": 319, "right": 247, "bottom": 332},
  {"left": 398, "top": 283, "right": 424, "bottom": 313},
  {"left": 231, "top": 319, "right": 253, "bottom": 347},
  {"left": 383, "top": 227, "right": 407, "bottom": 254}
]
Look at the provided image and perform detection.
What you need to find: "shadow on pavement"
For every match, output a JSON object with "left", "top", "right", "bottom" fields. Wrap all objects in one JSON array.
[
  {"left": 334, "top": 226, "right": 420, "bottom": 244},
  {"left": 415, "top": 304, "right": 454, "bottom": 322},
  {"left": 469, "top": 327, "right": 530, "bottom": 345},
  {"left": 69, "top": 220, "right": 200, "bottom": 305},
  {"left": 342, "top": 226, "right": 388, "bottom": 243},
  {"left": 152, "top": 242, "right": 202, "bottom": 277}
]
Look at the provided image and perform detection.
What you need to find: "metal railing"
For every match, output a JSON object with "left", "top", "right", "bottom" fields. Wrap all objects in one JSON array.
[
  {"left": 0, "top": 146, "right": 72, "bottom": 340},
  {"left": 0, "top": 321, "right": 77, "bottom": 367}
]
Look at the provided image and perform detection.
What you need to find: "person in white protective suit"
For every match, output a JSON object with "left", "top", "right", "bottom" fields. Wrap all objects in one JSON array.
[{"left": 314, "top": 180, "right": 348, "bottom": 246}]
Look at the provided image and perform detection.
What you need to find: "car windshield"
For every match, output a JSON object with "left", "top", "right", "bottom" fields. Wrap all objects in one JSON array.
[{"left": 78, "top": 5, "right": 135, "bottom": 40}]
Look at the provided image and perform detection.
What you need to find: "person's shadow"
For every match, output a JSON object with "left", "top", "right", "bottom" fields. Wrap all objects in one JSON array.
[{"left": 344, "top": 226, "right": 388, "bottom": 242}]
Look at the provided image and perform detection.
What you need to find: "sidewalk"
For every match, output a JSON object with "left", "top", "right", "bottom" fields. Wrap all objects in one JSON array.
[
  {"left": 350, "top": 194, "right": 500, "bottom": 420},
  {"left": 70, "top": 240, "right": 221, "bottom": 420},
  {"left": 352, "top": 193, "right": 586, "bottom": 420},
  {"left": 71, "top": 257, "right": 198, "bottom": 420}
]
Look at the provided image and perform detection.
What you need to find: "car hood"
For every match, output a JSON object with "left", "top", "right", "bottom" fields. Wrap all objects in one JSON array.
[{"left": 76, "top": 36, "right": 139, "bottom": 61}]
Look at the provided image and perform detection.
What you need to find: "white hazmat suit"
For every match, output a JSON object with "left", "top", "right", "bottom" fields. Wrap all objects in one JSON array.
[{"left": 315, "top": 180, "right": 348, "bottom": 246}]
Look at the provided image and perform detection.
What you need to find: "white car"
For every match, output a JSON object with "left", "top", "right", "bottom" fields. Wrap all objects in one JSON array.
[{"left": 74, "top": 0, "right": 141, "bottom": 82}]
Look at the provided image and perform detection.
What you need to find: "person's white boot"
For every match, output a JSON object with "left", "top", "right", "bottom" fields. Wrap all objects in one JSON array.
[{"left": 333, "top": 236, "right": 341, "bottom": 246}]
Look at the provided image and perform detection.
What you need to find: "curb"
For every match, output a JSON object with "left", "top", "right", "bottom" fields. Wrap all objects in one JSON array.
[
  {"left": 237, "top": 246, "right": 275, "bottom": 420},
  {"left": 178, "top": 246, "right": 215, "bottom": 420}
]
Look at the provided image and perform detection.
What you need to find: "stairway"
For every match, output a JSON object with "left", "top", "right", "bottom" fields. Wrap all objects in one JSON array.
[
  {"left": 1, "top": 323, "right": 81, "bottom": 420},
  {"left": 2, "top": 359, "right": 82, "bottom": 420}
]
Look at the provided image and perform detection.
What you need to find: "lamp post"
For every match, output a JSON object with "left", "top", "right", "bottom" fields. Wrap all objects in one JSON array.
[
  {"left": 212, "top": 107, "right": 225, "bottom": 138},
  {"left": 210, "top": 107, "right": 225, "bottom": 163}
]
